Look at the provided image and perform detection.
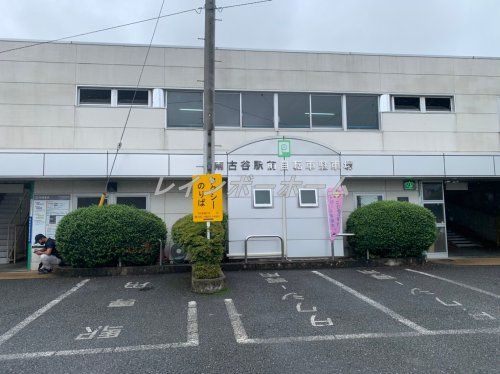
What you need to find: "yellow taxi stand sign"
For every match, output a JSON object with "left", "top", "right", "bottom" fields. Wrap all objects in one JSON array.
[{"left": 192, "top": 173, "right": 223, "bottom": 222}]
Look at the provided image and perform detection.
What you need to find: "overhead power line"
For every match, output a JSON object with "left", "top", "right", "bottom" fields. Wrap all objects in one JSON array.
[{"left": 0, "top": 0, "right": 272, "bottom": 56}]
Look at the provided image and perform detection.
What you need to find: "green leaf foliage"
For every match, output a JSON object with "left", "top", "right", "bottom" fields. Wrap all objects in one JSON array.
[
  {"left": 56, "top": 205, "right": 167, "bottom": 268},
  {"left": 192, "top": 263, "right": 222, "bottom": 279},
  {"left": 346, "top": 200, "right": 437, "bottom": 258},
  {"left": 171, "top": 214, "right": 227, "bottom": 265}
]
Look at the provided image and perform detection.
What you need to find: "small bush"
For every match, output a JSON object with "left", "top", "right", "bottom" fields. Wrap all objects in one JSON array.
[
  {"left": 346, "top": 200, "right": 437, "bottom": 258},
  {"left": 56, "top": 205, "right": 167, "bottom": 268},
  {"left": 171, "top": 214, "right": 227, "bottom": 265},
  {"left": 192, "top": 263, "right": 222, "bottom": 279}
]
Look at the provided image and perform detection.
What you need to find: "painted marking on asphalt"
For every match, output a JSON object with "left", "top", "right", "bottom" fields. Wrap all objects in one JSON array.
[
  {"left": 240, "top": 327, "right": 500, "bottom": 345},
  {"left": 0, "top": 301, "right": 198, "bottom": 361},
  {"left": 395, "top": 281, "right": 404, "bottom": 286},
  {"left": 405, "top": 269, "right": 500, "bottom": 299},
  {"left": 224, "top": 299, "right": 249, "bottom": 343},
  {"left": 312, "top": 271, "right": 430, "bottom": 334},
  {"left": 223, "top": 298, "right": 500, "bottom": 345},
  {"left": 0, "top": 279, "right": 90, "bottom": 347},
  {"left": 187, "top": 301, "right": 199, "bottom": 345}
]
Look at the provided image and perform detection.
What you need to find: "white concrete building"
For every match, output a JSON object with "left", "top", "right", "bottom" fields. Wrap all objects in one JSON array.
[{"left": 0, "top": 39, "right": 498, "bottom": 268}]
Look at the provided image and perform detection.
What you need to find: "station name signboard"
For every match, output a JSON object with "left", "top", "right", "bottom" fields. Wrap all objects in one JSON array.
[{"left": 192, "top": 174, "right": 223, "bottom": 222}]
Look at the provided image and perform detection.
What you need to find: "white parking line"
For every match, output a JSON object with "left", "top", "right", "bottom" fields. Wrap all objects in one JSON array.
[
  {"left": 312, "top": 271, "right": 430, "bottom": 334},
  {"left": 224, "top": 298, "right": 500, "bottom": 345},
  {"left": 0, "top": 279, "right": 90, "bottom": 347},
  {"left": 405, "top": 269, "right": 500, "bottom": 299},
  {"left": 0, "top": 301, "right": 198, "bottom": 361},
  {"left": 224, "top": 299, "right": 249, "bottom": 343}
]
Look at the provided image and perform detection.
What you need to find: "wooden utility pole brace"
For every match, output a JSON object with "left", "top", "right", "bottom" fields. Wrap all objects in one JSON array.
[{"left": 203, "top": 0, "right": 216, "bottom": 239}]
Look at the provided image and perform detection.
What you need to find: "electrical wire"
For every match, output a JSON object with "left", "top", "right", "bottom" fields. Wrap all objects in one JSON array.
[
  {"left": 101, "top": 0, "right": 167, "bottom": 201},
  {"left": 0, "top": 0, "right": 273, "bottom": 56},
  {"left": 0, "top": 7, "right": 202, "bottom": 55}
]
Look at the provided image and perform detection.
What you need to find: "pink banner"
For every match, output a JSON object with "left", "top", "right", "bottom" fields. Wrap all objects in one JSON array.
[{"left": 326, "top": 186, "right": 343, "bottom": 241}]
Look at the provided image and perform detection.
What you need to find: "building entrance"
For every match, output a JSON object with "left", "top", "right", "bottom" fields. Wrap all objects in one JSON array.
[{"left": 444, "top": 180, "right": 500, "bottom": 257}]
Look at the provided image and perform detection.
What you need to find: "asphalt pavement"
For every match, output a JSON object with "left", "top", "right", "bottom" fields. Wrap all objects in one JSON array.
[{"left": 0, "top": 265, "right": 498, "bottom": 373}]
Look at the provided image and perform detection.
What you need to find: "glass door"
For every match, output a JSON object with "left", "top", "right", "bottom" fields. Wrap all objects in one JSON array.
[{"left": 421, "top": 181, "right": 448, "bottom": 258}]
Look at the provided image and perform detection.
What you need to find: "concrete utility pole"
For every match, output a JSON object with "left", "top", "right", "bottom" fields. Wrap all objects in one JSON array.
[{"left": 203, "top": 0, "right": 216, "bottom": 174}]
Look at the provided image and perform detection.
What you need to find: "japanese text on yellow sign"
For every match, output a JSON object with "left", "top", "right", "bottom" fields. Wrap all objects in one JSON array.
[{"left": 192, "top": 174, "right": 223, "bottom": 222}]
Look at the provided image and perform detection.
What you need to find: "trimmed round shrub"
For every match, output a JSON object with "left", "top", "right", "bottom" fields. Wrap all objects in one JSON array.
[
  {"left": 192, "top": 263, "right": 222, "bottom": 279},
  {"left": 171, "top": 214, "right": 227, "bottom": 265},
  {"left": 346, "top": 200, "right": 437, "bottom": 258},
  {"left": 56, "top": 205, "right": 167, "bottom": 268}
]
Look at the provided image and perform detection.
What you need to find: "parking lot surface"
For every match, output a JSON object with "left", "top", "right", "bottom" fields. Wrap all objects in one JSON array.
[{"left": 0, "top": 266, "right": 498, "bottom": 373}]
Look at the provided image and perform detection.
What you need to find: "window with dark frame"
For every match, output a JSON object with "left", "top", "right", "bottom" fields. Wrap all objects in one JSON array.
[
  {"left": 346, "top": 95, "right": 379, "bottom": 130},
  {"left": 253, "top": 189, "right": 273, "bottom": 208},
  {"left": 394, "top": 96, "right": 420, "bottom": 111},
  {"left": 299, "top": 189, "right": 319, "bottom": 207},
  {"left": 278, "top": 93, "right": 310, "bottom": 128},
  {"left": 79, "top": 88, "right": 111, "bottom": 105},
  {"left": 425, "top": 97, "right": 452, "bottom": 111},
  {"left": 77, "top": 197, "right": 107, "bottom": 208},
  {"left": 242, "top": 92, "right": 274, "bottom": 128},
  {"left": 116, "top": 196, "right": 147, "bottom": 210},
  {"left": 167, "top": 91, "right": 203, "bottom": 128},
  {"left": 311, "top": 94, "right": 342, "bottom": 128},
  {"left": 117, "top": 89, "right": 149, "bottom": 106},
  {"left": 215, "top": 92, "right": 240, "bottom": 127}
]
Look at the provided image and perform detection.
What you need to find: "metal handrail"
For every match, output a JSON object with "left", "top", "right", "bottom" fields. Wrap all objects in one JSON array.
[
  {"left": 9, "top": 190, "right": 30, "bottom": 226},
  {"left": 244, "top": 235, "right": 284, "bottom": 264}
]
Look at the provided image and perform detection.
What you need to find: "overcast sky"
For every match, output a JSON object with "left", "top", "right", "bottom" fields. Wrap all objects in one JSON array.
[{"left": 0, "top": 0, "right": 499, "bottom": 57}]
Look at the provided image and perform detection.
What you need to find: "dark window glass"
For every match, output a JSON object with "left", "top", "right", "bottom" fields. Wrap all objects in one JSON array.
[
  {"left": 394, "top": 96, "right": 420, "bottom": 111},
  {"left": 356, "top": 195, "right": 382, "bottom": 208},
  {"left": 79, "top": 89, "right": 111, "bottom": 105},
  {"left": 424, "top": 203, "right": 445, "bottom": 223},
  {"left": 299, "top": 189, "right": 318, "bottom": 206},
  {"left": 167, "top": 91, "right": 203, "bottom": 128},
  {"left": 425, "top": 97, "right": 451, "bottom": 111},
  {"left": 242, "top": 92, "right": 274, "bottom": 128},
  {"left": 254, "top": 190, "right": 272, "bottom": 207},
  {"left": 215, "top": 92, "right": 240, "bottom": 127},
  {"left": 77, "top": 197, "right": 106, "bottom": 208},
  {"left": 397, "top": 197, "right": 410, "bottom": 202},
  {"left": 423, "top": 182, "right": 443, "bottom": 200},
  {"left": 346, "top": 95, "right": 379, "bottom": 130},
  {"left": 118, "top": 90, "right": 149, "bottom": 105},
  {"left": 311, "top": 95, "right": 342, "bottom": 128},
  {"left": 278, "top": 93, "right": 310, "bottom": 128},
  {"left": 116, "top": 196, "right": 147, "bottom": 210}
]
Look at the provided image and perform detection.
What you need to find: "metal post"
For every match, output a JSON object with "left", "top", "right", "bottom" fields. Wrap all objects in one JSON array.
[
  {"left": 203, "top": 0, "right": 216, "bottom": 240},
  {"left": 203, "top": 0, "right": 215, "bottom": 175}
]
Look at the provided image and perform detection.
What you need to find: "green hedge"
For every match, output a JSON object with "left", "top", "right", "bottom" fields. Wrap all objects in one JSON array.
[
  {"left": 346, "top": 200, "right": 437, "bottom": 258},
  {"left": 192, "top": 263, "right": 222, "bottom": 279},
  {"left": 56, "top": 205, "right": 167, "bottom": 268},
  {"left": 171, "top": 214, "right": 227, "bottom": 265}
]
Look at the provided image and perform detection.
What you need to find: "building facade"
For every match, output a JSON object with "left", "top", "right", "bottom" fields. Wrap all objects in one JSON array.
[{"left": 0, "top": 39, "right": 498, "bottom": 268}]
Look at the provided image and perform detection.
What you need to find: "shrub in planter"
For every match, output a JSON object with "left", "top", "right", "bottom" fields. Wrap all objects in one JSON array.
[
  {"left": 171, "top": 214, "right": 227, "bottom": 265},
  {"left": 192, "top": 263, "right": 222, "bottom": 280},
  {"left": 346, "top": 200, "right": 437, "bottom": 258},
  {"left": 56, "top": 205, "right": 167, "bottom": 268}
]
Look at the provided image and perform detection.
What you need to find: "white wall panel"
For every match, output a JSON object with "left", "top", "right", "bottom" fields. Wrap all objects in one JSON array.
[
  {"left": 44, "top": 153, "right": 107, "bottom": 176},
  {"left": 444, "top": 156, "right": 495, "bottom": 176},
  {"left": 394, "top": 155, "right": 445, "bottom": 176},
  {"left": 169, "top": 154, "right": 203, "bottom": 176},
  {"left": 341, "top": 155, "right": 393, "bottom": 176},
  {"left": 107, "top": 153, "right": 169, "bottom": 176},
  {"left": 0, "top": 154, "right": 43, "bottom": 176}
]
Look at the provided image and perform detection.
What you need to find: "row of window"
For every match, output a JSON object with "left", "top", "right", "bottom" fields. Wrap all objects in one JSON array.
[
  {"left": 393, "top": 96, "right": 453, "bottom": 112},
  {"left": 253, "top": 189, "right": 319, "bottom": 208},
  {"left": 77, "top": 195, "right": 147, "bottom": 209},
  {"left": 77, "top": 88, "right": 454, "bottom": 130}
]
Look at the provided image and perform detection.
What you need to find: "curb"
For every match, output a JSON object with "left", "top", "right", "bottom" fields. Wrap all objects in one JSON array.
[{"left": 53, "top": 257, "right": 425, "bottom": 277}]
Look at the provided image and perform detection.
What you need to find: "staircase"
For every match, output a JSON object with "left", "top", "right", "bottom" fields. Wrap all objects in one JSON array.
[{"left": 0, "top": 193, "right": 26, "bottom": 264}]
